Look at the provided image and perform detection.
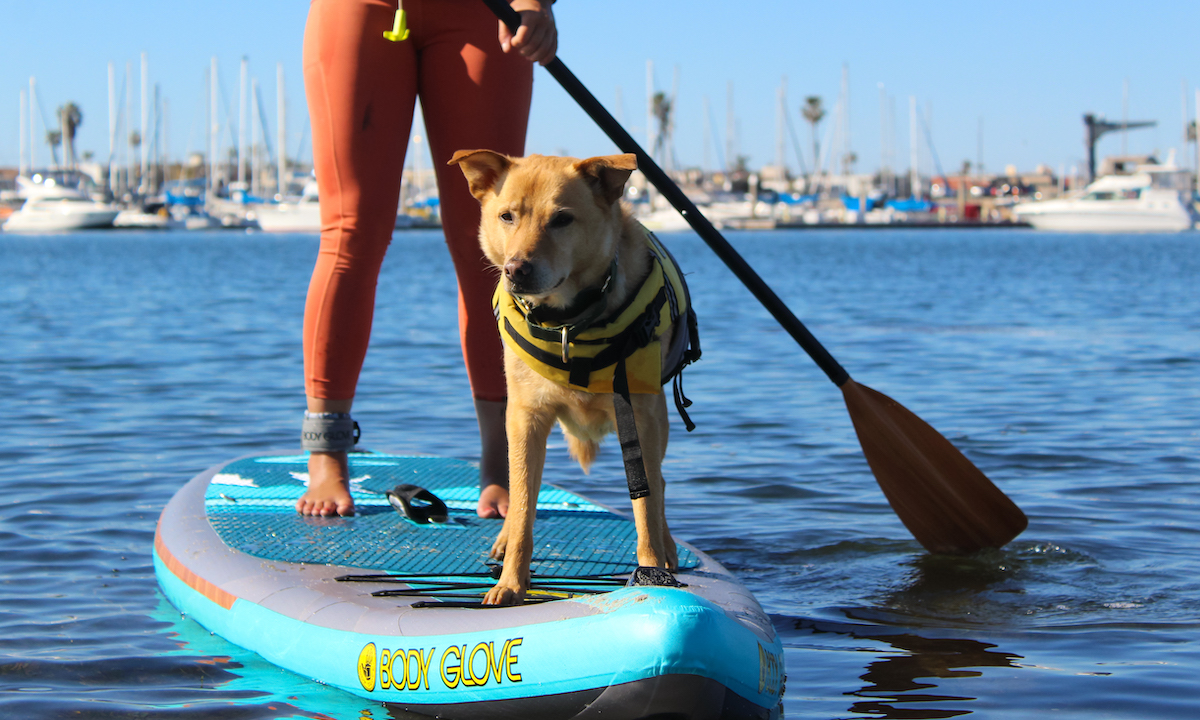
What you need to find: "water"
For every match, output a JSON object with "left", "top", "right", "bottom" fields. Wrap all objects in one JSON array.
[{"left": 2, "top": 228, "right": 1197, "bottom": 719}]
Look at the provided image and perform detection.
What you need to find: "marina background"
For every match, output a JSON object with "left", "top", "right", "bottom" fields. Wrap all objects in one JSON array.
[
  {"left": 3, "top": 1, "right": 1200, "bottom": 183},
  {"left": 1, "top": 227, "right": 1197, "bottom": 717}
]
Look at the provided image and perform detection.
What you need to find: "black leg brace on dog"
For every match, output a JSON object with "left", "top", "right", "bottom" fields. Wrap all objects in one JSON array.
[{"left": 613, "top": 354, "right": 651, "bottom": 500}]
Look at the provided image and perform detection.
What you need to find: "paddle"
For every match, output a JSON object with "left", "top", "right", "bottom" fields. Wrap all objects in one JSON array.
[{"left": 484, "top": 0, "right": 1027, "bottom": 554}]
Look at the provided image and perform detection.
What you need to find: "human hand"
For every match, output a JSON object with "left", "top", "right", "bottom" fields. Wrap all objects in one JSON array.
[{"left": 499, "top": 0, "right": 557, "bottom": 65}]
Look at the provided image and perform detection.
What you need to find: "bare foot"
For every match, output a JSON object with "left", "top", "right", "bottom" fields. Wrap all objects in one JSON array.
[
  {"left": 477, "top": 483, "right": 509, "bottom": 519},
  {"left": 296, "top": 451, "right": 355, "bottom": 516}
]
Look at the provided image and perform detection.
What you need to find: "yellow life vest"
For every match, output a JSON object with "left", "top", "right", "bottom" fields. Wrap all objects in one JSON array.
[{"left": 493, "top": 227, "right": 699, "bottom": 396}]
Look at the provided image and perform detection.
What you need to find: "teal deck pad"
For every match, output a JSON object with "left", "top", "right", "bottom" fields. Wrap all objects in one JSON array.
[{"left": 204, "top": 454, "right": 697, "bottom": 578}]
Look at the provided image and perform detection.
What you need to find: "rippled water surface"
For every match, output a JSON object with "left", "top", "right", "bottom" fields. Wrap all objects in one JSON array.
[{"left": 2, "top": 228, "right": 1197, "bottom": 719}]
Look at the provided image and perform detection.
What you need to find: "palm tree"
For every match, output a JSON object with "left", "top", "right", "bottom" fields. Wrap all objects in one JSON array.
[
  {"left": 58, "top": 102, "right": 83, "bottom": 168},
  {"left": 46, "top": 129, "right": 62, "bottom": 167},
  {"left": 651, "top": 91, "right": 674, "bottom": 171},
  {"left": 801, "top": 96, "right": 825, "bottom": 188}
]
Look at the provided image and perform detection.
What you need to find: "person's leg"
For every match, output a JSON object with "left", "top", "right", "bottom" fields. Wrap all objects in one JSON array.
[
  {"left": 299, "top": 0, "right": 417, "bottom": 516},
  {"left": 416, "top": 0, "right": 534, "bottom": 517},
  {"left": 474, "top": 398, "right": 508, "bottom": 518},
  {"left": 413, "top": 0, "right": 533, "bottom": 517}
]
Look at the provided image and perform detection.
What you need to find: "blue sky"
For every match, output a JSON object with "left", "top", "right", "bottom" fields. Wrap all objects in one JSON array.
[{"left": 2, "top": 1, "right": 1199, "bottom": 178}]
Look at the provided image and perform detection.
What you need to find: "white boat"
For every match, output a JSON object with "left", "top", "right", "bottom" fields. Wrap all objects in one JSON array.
[
  {"left": 2, "top": 174, "right": 119, "bottom": 233},
  {"left": 251, "top": 181, "right": 424, "bottom": 233},
  {"left": 251, "top": 187, "right": 320, "bottom": 232},
  {"left": 114, "top": 208, "right": 178, "bottom": 230},
  {"left": 1013, "top": 156, "right": 1197, "bottom": 232},
  {"left": 634, "top": 193, "right": 757, "bottom": 232}
]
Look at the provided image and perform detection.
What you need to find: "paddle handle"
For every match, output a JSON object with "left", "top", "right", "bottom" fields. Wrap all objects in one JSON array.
[{"left": 483, "top": 0, "right": 850, "bottom": 388}]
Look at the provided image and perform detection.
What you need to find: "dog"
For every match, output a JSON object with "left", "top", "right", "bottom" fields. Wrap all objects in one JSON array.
[{"left": 449, "top": 151, "right": 698, "bottom": 606}]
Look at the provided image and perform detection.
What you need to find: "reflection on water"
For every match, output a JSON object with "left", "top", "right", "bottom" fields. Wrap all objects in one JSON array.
[
  {"left": 789, "top": 551, "right": 1027, "bottom": 719},
  {"left": 853, "top": 634, "right": 1018, "bottom": 719},
  {"left": 147, "top": 594, "right": 360, "bottom": 719},
  {"left": 792, "top": 615, "right": 1022, "bottom": 719}
]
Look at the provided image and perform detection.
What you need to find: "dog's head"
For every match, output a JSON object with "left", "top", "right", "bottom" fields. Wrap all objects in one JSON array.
[{"left": 449, "top": 151, "right": 637, "bottom": 310}]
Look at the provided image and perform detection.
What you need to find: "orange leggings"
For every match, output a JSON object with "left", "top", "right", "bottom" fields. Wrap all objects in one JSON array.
[{"left": 302, "top": 0, "right": 532, "bottom": 402}]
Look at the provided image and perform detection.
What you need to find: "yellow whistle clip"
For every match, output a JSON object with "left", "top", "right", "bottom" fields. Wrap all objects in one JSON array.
[{"left": 384, "top": 7, "right": 410, "bottom": 42}]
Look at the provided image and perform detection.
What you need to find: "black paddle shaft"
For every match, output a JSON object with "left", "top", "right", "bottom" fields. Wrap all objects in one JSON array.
[{"left": 483, "top": 0, "right": 850, "bottom": 387}]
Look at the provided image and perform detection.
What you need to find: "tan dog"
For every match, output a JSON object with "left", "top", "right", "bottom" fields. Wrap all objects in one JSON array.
[{"left": 449, "top": 151, "right": 684, "bottom": 606}]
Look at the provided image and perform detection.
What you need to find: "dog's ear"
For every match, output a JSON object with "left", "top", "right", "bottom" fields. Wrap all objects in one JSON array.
[
  {"left": 574, "top": 154, "right": 638, "bottom": 207},
  {"left": 448, "top": 149, "right": 512, "bottom": 200}
]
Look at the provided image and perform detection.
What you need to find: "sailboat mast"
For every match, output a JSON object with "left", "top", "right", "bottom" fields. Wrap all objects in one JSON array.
[
  {"left": 29, "top": 77, "right": 37, "bottom": 172},
  {"left": 251, "top": 77, "right": 261, "bottom": 197},
  {"left": 878, "top": 83, "right": 886, "bottom": 189},
  {"left": 153, "top": 83, "right": 162, "bottom": 194},
  {"left": 108, "top": 63, "right": 117, "bottom": 193},
  {"left": 163, "top": 94, "right": 171, "bottom": 185},
  {"left": 909, "top": 95, "right": 920, "bottom": 199},
  {"left": 841, "top": 64, "right": 850, "bottom": 176},
  {"left": 277, "top": 62, "right": 287, "bottom": 199},
  {"left": 776, "top": 77, "right": 786, "bottom": 172},
  {"left": 238, "top": 56, "right": 249, "bottom": 186},
  {"left": 141, "top": 52, "right": 149, "bottom": 194},
  {"left": 210, "top": 57, "right": 219, "bottom": 199},
  {"left": 726, "top": 81, "right": 735, "bottom": 172},
  {"left": 125, "top": 61, "right": 134, "bottom": 189},
  {"left": 19, "top": 89, "right": 28, "bottom": 177}
]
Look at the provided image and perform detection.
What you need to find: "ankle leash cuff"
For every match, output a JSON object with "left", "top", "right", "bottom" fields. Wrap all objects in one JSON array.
[{"left": 301, "top": 412, "right": 360, "bottom": 452}]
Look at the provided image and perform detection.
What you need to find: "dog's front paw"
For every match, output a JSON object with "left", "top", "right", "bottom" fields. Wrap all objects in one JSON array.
[{"left": 482, "top": 580, "right": 525, "bottom": 606}]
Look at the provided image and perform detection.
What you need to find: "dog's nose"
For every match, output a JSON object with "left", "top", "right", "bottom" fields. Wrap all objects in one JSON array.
[{"left": 504, "top": 259, "right": 532, "bottom": 283}]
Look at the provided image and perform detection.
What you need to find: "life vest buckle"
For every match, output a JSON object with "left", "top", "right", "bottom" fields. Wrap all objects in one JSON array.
[{"left": 631, "top": 305, "right": 659, "bottom": 348}]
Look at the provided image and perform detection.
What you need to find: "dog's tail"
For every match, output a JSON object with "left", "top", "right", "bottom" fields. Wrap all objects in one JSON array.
[{"left": 566, "top": 434, "right": 599, "bottom": 474}]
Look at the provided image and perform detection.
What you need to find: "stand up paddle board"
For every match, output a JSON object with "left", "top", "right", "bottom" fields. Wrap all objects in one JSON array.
[{"left": 154, "top": 452, "right": 785, "bottom": 719}]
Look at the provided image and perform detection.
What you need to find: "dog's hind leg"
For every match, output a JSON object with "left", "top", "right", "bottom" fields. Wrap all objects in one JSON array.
[{"left": 629, "top": 393, "right": 678, "bottom": 570}]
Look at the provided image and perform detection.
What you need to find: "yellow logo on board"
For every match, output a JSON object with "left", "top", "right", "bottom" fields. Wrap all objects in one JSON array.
[
  {"left": 358, "top": 643, "right": 377, "bottom": 691},
  {"left": 758, "top": 642, "right": 783, "bottom": 697},
  {"left": 355, "top": 638, "right": 525, "bottom": 693}
]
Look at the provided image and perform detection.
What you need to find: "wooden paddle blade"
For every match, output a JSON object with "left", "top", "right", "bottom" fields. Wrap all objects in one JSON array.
[{"left": 840, "top": 379, "right": 1027, "bottom": 554}]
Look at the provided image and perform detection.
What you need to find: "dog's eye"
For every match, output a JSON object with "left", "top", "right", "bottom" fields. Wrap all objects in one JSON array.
[
  {"left": 549, "top": 212, "right": 574, "bottom": 229},
  {"left": 499, "top": 211, "right": 514, "bottom": 224}
]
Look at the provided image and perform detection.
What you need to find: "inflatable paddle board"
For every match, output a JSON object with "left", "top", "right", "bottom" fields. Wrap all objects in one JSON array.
[{"left": 154, "top": 452, "right": 785, "bottom": 719}]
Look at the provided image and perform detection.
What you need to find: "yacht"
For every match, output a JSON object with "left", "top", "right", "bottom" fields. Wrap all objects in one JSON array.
[
  {"left": 633, "top": 188, "right": 760, "bottom": 232},
  {"left": 250, "top": 180, "right": 321, "bottom": 232},
  {"left": 1013, "top": 156, "right": 1197, "bottom": 232},
  {"left": 250, "top": 180, "right": 426, "bottom": 233},
  {"left": 2, "top": 172, "right": 119, "bottom": 232}
]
